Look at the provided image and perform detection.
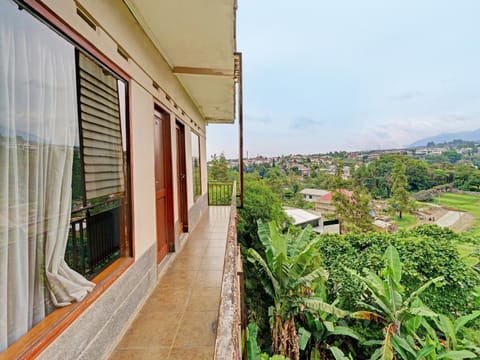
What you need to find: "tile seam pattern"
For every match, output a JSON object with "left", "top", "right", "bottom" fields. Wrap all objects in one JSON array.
[{"left": 110, "top": 206, "right": 230, "bottom": 359}]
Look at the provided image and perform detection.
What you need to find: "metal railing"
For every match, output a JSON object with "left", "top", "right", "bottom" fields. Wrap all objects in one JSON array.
[
  {"left": 208, "top": 181, "right": 234, "bottom": 205},
  {"left": 65, "top": 199, "right": 121, "bottom": 278}
]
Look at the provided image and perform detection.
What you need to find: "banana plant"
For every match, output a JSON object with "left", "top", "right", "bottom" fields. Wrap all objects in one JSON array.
[
  {"left": 414, "top": 310, "right": 480, "bottom": 359},
  {"left": 247, "top": 221, "right": 336, "bottom": 360},
  {"left": 348, "top": 245, "right": 443, "bottom": 360},
  {"left": 297, "top": 308, "right": 362, "bottom": 359},
  {"left": 245, "top": 322, "right": 290, "bottom": 360}
]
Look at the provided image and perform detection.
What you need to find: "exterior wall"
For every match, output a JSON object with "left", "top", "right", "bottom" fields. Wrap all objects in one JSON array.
[
  {"left": 130, "top": 82, "right": 157, "bottom": 259},
  {"left": 39, "top": 0, "right": 209, "bottom": 257},
  {"left": 13, "top": 0, "right": 211, "bottom": 357},
  {"left": 315, "top": 201, "right": 336, "bottom": 213}
]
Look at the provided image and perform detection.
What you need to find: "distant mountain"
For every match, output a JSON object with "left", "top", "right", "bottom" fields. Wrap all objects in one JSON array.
[{"left": 408, "top": 128, "right": 480, "bottom": 147}]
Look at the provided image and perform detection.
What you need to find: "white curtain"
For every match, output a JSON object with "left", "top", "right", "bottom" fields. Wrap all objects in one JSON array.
[{"left": 0, "top": 0, "right": 95, "bottom": 351}]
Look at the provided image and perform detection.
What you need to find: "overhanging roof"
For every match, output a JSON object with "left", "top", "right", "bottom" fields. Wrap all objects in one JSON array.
[{"left": 123, "top": 0, "right": 237, "bottom": 123}]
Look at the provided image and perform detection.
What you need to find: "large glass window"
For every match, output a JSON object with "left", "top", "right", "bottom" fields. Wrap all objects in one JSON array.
[
  {"left": 0, "top": 0, "right": 129, "bottom": 351},
  {"left": 192, "top": 132, "right": 202, "bottom": 199}
]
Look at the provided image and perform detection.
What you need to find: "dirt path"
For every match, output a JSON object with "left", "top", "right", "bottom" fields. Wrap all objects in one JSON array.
[
  {"left": 435, "top": 211, "right": 464, "bottom": 227},
  {"left": 450, "top": 212, "right": 475, "bottom": 232},
  {"left": 417, "top": 205, "right": 475, "bottom": 232}
]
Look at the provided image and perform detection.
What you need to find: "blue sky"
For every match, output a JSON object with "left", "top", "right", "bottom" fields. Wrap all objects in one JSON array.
[{"left": 206, "top": 0, "right": 480, "bottom": 158}]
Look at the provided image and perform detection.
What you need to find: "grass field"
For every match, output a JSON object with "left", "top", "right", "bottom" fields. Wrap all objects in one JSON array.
[
  {"left": 433, "top": 192, "right": 480, "bottom": 237},
  {"left": 394, "top": 213, "right": 418, "bottom": 230}
]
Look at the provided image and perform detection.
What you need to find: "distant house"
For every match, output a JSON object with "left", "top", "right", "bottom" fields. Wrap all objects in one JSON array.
[
  {"left": 300, "top": 188, "right": 329, "bottom": 202},
  {"left": 315, "top": 189, "right": 353, "bottom": 213},
  {"left": 284, "top": 208, "right": 342, "bottom": 234},
  {"left": 296, "top": 164, "right": 311, "bottom": 176},
  {"left": 284, "top": 208, "right": 323, "bottom": 233}
]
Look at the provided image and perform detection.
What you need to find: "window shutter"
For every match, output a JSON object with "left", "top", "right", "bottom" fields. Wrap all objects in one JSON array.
[{"left": 78, "top": 52, "right": 125, "bottom": 200}]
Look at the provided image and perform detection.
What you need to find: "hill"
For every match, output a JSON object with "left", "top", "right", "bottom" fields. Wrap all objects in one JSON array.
[{"left": 408, "top": 128, "right": 480, "bottom": 147}]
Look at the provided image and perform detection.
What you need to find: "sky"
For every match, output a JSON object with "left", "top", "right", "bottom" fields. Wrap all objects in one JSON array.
[{"left": 206, "top": 0, "right": 480, "bottom": 159}]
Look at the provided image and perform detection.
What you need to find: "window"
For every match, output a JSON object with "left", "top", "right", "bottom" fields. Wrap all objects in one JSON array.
[
  {"left": 192, "top": 132, "right": 202, "bottom": 199},
  {"left": 67, "top": 52, "right": 129, "bottom": 277},
  {"left": 0, "top": 0, "right": 130, "bottom": 351}
]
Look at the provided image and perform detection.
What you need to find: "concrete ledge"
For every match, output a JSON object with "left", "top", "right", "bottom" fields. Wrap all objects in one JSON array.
[{"left": 214, "top": 189, "right": 241, "bottom": 359}]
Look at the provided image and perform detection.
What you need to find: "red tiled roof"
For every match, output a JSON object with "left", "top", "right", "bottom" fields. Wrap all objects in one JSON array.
[{"left": 319, "top": 189, "right": 353, "bottom": 201}]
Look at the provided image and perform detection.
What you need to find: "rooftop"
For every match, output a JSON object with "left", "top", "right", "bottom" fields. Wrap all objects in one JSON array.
[
  {"left": 284, "top": 208, "right": 320, "bottom": 226},
  {"left": 300, "top": 188, "right": 329, "bottom": 197}
]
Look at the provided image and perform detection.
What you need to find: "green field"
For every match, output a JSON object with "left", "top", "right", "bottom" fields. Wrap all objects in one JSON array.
[
  {"left": 394, "top": 213, "right": 418, "bottom": 230},
  {"left": 433, "top": 192, "right": 480, "bottom": 237}
]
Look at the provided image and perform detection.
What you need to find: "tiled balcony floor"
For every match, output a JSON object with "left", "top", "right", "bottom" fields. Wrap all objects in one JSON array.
[{"left": 110, "top": 206, "right": 231, "bottom": 360}]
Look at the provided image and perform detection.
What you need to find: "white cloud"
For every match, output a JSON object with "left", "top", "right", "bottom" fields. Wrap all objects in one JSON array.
[{"left": 345, "top": 113, "right": 480, "bottom": 150}]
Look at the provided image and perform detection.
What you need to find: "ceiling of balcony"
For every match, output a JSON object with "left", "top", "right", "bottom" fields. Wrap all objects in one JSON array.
[{"left": 123, "top": 0, "right": 237, "bottom": 123}]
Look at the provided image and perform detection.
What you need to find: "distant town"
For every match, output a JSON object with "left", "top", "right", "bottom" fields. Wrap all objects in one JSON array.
[
  {"left": 209, "top": 138, "right": 480, "bottom": 235},
  {"left": 223, "top": 139, "right": 480, "bottom": 181}
]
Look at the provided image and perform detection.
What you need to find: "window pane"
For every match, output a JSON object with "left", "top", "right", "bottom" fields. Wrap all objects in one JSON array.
[
  {"left": 0, "top": 0, "right": 92, "bottom": 351},
  {"left": 192, "top": 133, "right": 201, "bottom": 199}
]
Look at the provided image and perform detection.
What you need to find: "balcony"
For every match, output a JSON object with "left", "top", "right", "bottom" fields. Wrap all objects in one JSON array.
[{"left": 110, "top": 184, "right": 241, "bottom": 359}]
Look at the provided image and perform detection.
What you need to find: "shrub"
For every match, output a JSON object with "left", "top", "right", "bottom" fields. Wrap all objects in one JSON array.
[{"left": 318, "top": 225, "right": 479, "bottom": 316}]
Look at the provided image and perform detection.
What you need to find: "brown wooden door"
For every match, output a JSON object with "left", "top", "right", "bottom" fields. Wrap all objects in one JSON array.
[
  {"left": 154, "top": 109, "right": 173, "bottom": 263},
  {"left": 176, "top": 121, "right": 188, "bottom": 234}
]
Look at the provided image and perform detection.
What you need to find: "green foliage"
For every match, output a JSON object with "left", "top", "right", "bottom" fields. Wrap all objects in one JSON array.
[
  {"left": 247, "top": 322, "right": 262, "bottom": 360},
  {"left": 298, "top": 310, "right": 362, "bottom": 359},
  {"left": 246, "top": 322, "right": 289, "bottom": 360},
  {"left": 247, "top": 221, "right": 331, "bottom": 359},
  {"left": 353, "top": 154, "right": 466, "bottom": 200},
  {"left": 238, "top": 176, "right": 289, "bottom": 352},
  {"left": 442, "top": 150, "right": 463, "bottom": 164},
  {"left": 348, "top": 245, "right": 443, "bottom": 360},
  {"left": 389, "top": 161, "right": 410, "bottom": 218},
  {"left": 333, "top": 188, "right": 375, "bottom": 233},
  {"left": 238, "top": 175, "right": 289, "bottom": 250},
  {"left": 71, "top": 149, "right": 84, "bottom": 206},
  {"left": 424, "top": 311, "right": 480, "bottom": 357},
  {"left": 318, "top": 225, "right": 480, "bottom": 316},
  {"left": 208, "top": 153, "right": 229, "bottom": 181},
  {"left": 452, "top": 163, "right": 480, "bottom": 191}
]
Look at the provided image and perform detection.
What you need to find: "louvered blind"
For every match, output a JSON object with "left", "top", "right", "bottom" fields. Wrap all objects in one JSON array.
[{"left": 78, "top": 52, "right": 125, "bottom": 200}]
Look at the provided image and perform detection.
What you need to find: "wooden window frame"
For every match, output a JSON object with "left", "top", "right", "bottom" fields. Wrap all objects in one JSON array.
[{"left": 0, "top": 1, "right": 135, "bottom": 358}]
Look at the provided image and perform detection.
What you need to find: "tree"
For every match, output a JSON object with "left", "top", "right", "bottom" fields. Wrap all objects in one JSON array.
[
  {"left": 208, "top": 153, "right": 229, "bottom": 181},
  {"left": 389, "top": 161, "right": 410, "bottom": 219},
  {"left": 442, "top": 150, "right": 462, "bottom": 164},
  {"left": 265, "top": 167, "right": 286, "bottom": 197},
  {"left": 333, "top": 188, "right": 374, "bottom": 233},
  {"left": 405, "top": 158, "right": 430, "bottom": 191},
  {"left": 247, "top": 222, "right": 339, "bottom": 360}
]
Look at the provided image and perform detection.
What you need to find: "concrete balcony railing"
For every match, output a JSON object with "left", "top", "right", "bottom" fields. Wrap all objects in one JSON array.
[{"left": 214, "top": 182, "right": 244, "bottom": 360}]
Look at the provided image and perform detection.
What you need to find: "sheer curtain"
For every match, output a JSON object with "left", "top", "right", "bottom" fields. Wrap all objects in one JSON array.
[{"left": 0, "top": 0, "right": 95, "bottom": 351}]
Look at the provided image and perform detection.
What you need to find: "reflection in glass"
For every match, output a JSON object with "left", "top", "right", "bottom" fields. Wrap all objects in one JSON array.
[{"left": 192, "top": 133, "right": 202, "bottom": 199}]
